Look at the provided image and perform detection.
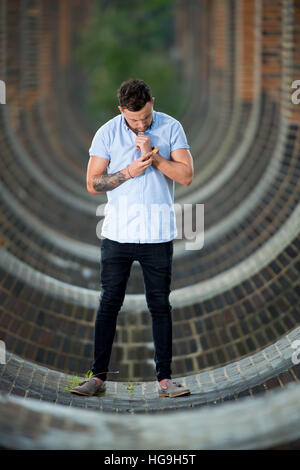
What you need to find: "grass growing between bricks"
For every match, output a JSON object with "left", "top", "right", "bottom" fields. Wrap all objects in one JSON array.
[
  {"left": 125, "top": 382, "right": 141, "bottom": 392},
  {"left": 64, "top": 371, "right": 141, "bottom": 394}
]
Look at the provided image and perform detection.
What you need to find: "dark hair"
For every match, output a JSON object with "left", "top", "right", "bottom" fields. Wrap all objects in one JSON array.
[{"left": 118, "top": 79, "right": 152, "bottom": 111}]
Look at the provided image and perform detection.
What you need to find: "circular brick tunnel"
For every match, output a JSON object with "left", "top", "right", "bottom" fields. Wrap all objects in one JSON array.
[{"left": 0, "top": 0, "right": 300, "bottom": 450}]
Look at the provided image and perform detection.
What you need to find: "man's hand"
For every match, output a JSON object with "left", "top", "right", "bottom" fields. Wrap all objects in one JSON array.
[
  {"left": 135, "top": 132, "right": 152, "bottom": 155},
  {"left": 128, "top": 152, "right": 153, "bottom": 177}
]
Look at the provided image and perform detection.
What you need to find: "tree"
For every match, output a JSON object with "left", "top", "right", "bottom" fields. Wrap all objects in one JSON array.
[{"left": 75, "top": 0, "right": 186, "bottom": 124}]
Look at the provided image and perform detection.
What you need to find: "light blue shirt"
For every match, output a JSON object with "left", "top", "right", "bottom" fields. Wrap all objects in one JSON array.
[{"left": 89, "top": 110, "right": 190, "bottom": 243}]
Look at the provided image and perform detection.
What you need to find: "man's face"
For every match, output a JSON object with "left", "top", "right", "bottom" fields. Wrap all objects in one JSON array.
[{"left": 118, "top": 98, "right": 154, "bottom": 134}]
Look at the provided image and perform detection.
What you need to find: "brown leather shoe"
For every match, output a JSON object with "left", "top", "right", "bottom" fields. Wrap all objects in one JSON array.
[
  {"left": 70, "top": 377, "right": 106, "bottom": 396},
  {"left": 158, "top": 379, "right": 190, "bottom": 398}
]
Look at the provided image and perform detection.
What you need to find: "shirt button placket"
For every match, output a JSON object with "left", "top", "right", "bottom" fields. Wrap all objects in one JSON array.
[
  {"left": 140, "top": 173, "right": 145, "bottom": 243},
  {"left": 143, "top": 172, "right": 147, "bottom": 243}
]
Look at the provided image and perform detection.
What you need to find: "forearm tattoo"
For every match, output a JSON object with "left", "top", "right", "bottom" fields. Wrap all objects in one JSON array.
[{"left": 93, "top": 170, "right": 127, "bottom": 192}]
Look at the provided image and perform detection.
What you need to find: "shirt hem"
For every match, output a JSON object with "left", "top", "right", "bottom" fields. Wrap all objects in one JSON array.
[{"left": 101, "top": 231, "right": 176, "bottom": 243}]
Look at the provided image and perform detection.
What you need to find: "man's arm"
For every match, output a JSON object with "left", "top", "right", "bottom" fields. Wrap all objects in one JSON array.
[
  {"left": 86, "top": 153, "right": 154, "bottom": 194},
  {"left": 86, "top": 156, "right": 130, "bottom": 194},
  {"left": 152, "top": 148, "right": 194, "bottom": 186}
]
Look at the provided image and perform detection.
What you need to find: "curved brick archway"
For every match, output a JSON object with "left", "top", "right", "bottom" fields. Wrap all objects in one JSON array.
[{"left": 0, "top": 0, "right": 300, "bottom": 450}]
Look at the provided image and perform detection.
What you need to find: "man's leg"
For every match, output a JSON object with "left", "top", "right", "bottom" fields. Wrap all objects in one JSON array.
[
  {"left": 138, "top": 241, "right": 173, "bottom": 384},
  {"left": 92, "top": 238, "right": 134, "bottom": 382}
]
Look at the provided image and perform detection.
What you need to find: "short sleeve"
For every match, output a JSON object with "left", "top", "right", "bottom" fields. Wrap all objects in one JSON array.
[
  {"left": 89, "top": 125, "right": 111, "bottom": 160},
  {"left": 170, "top": 121, "right": 190, "bottom": 152}
]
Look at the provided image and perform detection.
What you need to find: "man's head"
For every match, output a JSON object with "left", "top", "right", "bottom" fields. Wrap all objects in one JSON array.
[{"left": 118, "top": 79, "right": 155, "bottom": 133}]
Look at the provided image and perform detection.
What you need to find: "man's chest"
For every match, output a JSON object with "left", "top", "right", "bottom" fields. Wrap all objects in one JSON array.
[{"left": 108, "top": 128, "right": 172, "bottom": 172}]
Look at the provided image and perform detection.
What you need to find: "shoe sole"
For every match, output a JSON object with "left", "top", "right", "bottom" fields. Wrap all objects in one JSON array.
[
  {"left": 158, "top": 390, "right": 190, "bottom": 398},
  {"left": 70, "top": 389, "right": 106, "bottom": 396}
]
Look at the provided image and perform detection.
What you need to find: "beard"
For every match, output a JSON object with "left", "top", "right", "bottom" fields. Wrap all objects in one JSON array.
[{"left": 124, "top": 118, "right": 153, "bottom": 134}]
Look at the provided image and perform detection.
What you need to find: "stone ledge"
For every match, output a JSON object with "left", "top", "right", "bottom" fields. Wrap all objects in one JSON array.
[{"left": 1, "top": 380, "right": 300, "bottom": 450}]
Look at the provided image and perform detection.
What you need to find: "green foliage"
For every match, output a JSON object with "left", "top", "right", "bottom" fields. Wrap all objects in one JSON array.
[
  {"left": 74, "top": 0, "right": 186, "bottom": 123},
  {"left": 125, "top": 381, "right": 141, "bottom": 392},
  {"left": 64, "top": 375, "right": 81, "bottom": 392}
]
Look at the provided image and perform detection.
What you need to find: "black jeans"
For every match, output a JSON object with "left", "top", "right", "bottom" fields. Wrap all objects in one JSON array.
[{"left": 91, "top": 237, "right": 173, "bottom": 382}]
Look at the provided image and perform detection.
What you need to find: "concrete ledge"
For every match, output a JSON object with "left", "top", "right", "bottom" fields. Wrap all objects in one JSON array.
[{"left": 1, "top": 380, "right": 300, "bottom": 450}]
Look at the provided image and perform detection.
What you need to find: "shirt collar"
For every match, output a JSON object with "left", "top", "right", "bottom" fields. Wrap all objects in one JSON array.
[{"left": 122, "top": 110, "right": 157, "bottom": 132}]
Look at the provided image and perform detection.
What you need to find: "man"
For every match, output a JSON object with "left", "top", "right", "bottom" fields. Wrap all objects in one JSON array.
[{"left": 71, "top": 79, "right": 194, "bottom": 398}]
